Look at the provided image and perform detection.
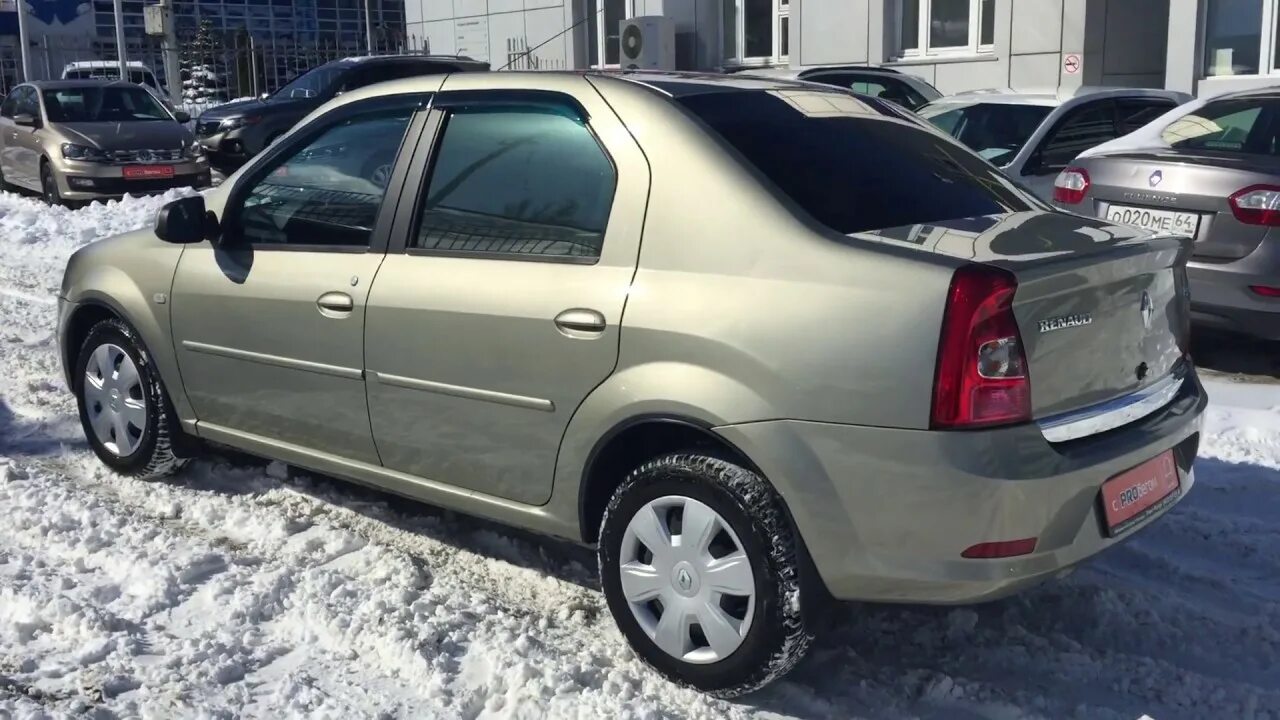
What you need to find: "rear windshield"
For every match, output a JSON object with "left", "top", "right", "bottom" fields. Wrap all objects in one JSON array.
[
  {"left": 677, "top": 89, "right": 1032, "bottom": 235},
  {"left": 1160, "top": 97, "right": 1280, "bottom": 155},
  {"left": 919, "top": 101, "right": 1054, "bottom": 166}
]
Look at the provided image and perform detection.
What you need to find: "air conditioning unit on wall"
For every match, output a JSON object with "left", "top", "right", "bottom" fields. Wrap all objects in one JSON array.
[{"left": 620, "top": 16, "right": 676, "bottom": 70}]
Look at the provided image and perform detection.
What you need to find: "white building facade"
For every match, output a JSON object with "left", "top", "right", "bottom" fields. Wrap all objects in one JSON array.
[{"left": 404, "top": 0, "right": 1280, "bottom": 96}]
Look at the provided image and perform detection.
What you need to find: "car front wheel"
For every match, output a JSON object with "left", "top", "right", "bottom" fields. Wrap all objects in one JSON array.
[
  {"left": 74, "top": 318, "right": 189, "bottom": 479},
  {"left": 598, "top": 453, "right": 814, "bottom": 697}
]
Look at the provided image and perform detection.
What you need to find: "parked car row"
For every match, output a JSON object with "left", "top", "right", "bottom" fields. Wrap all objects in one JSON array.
[{"left": 60, "top": 69, "right": 1206, "bottom": 698}]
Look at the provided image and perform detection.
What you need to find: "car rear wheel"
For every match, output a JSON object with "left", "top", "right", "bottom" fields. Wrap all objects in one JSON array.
[
  {"left": 74, "top": 318, "right": 189, "bottom": 479},
  {"left": 598, "top": 454, "right": 813, "bottom": 697}
]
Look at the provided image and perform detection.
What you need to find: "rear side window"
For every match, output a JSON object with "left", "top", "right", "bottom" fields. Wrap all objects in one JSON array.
[
  {"left": 413, "top": 103, "right": 615, "bottom": 260},
  {"left": 920, "top": 102, "right": 1054, "bottom": 166},
  {"left": 678, "top": 89, "right": 1031, "bottom": 235},
  {"left": 1160, "top": 98, "right": 1280, "bottom": 154},
  {"left": 1036, "top": 102, "right": 1120, "bottom": 170},
  {"left": 1116, "top": 98, "right": 1175, "bottom": 134}
]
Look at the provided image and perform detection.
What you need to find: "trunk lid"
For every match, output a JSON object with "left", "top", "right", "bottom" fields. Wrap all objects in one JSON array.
[
  {"left": 1077, "top": 150, "right": 1280, "bottom": 260},
  {"left": 859, "top": 211, "right": 1191, "bottom": 421}
]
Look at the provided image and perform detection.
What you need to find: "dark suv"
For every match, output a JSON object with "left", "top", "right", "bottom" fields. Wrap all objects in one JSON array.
[{"left": 194, "top": 54, "right": 488, "bottom": 170}]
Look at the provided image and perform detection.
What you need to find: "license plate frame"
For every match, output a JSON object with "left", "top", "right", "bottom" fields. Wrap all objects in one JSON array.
[
  {"left": 1105, "top": 204, "right": 1200, "bottom": 237},
  {"left": 122, "top": 165, "right": 175, "bottom": 180},
  {"left": 1100, "top": 450, "right": 1181, "bottom": 537}
]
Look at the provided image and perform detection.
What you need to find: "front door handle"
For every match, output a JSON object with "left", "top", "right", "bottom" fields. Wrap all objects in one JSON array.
[
  {"left": 554, "top": 308, "right": 606, "bottom": 337},
  {"left": 317, "top": 291, "right": 354, "bottom": 317}
]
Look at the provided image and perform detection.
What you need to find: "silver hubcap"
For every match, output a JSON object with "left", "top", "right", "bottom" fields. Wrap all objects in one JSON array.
[
  {"left": 83, "top": 343, "right": 146, "bottom": 456},
  {"left": 619, "top": 495, "right": 756, "bottom": 664}
]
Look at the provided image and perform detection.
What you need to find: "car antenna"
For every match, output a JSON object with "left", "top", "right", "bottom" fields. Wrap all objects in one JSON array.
[{"left": 496, "top": 6, "right": 604, "bottom": 72}]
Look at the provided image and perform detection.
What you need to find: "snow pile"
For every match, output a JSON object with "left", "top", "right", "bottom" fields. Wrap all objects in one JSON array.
[{"left": 0, "top": 190, "right": 1278, "bottom": 718}]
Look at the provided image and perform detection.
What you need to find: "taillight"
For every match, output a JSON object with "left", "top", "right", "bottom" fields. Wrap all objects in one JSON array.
[
  {"left": 1251, "top": 284, "right": 1280, "bottom": 297},
  {"left": 1229, "top": 184, "right": 1280, "bottom": 226},
  {"left": 931, "top": 265, "right": 1031, "bottom": 430},
  {"left": 1052, "top": 167, "right": 1090, "bottom": 205}
]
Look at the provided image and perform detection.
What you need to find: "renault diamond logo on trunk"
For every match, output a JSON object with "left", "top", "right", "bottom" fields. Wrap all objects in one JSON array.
[
  {"left": 1149, "top": 170, "right": 1163, "bottom": 187},
  {"left": 1140, "top": 291, "right": 1154, "bottom": 329}
]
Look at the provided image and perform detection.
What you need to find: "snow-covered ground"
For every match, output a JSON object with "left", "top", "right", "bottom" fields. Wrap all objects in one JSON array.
[{"left": 0, "top": 190, "right": 1277, "bottom": 719}]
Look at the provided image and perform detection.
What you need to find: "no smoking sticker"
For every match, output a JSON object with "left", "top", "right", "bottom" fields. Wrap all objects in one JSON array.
[{"left": 1063, "top": 53, "right": 1082, "bottom": 74}]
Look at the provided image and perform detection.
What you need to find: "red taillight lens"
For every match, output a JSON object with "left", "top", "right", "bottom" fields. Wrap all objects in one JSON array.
[
  {"left": 1228, "top": 184, "right": 1280, "bottom": 226},
  {"left": 1052, "top": 167, "right": 1090, "bottom": 205},
  {"left": 931, "top": 265, "right": 1032, "bottom": 430},
  {"left": 1251, "top": 284, "right": 1280, "bottom": 297}
]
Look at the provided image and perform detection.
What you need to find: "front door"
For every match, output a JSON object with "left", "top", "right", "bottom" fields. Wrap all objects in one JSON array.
[
  {"left": 364, "top": 76, "right": 649, "bottom": 505},
  {"left": 1, "top": 87, "right": 40, "bottom": 189},
  {"left": 171, "top": 95, "right": 427, "bottom": 463}
]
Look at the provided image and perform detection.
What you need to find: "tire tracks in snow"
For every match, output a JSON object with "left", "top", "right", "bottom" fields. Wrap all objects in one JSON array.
[{"left": 2, "top": 452, "right": 744, "bottom": 719}]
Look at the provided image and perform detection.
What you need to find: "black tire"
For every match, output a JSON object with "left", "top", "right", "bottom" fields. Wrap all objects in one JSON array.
[
  {"left": 41, "top": 161, "right": 62, "bottom": 207},
  {"left": 598, "top": 454, "right": 814, "bottom": 697},
  {"left": 73, "top": 318, "right": 190, "bottom": 479}
]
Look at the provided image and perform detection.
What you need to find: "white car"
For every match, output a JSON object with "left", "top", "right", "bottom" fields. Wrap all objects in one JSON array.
[{"left": 920, "top": 87, "right": 1191, "bottom": 201}]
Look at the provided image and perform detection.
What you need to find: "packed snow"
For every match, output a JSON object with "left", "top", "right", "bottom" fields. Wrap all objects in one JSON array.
[{"left": 0, "top": 189, "right": 1277, "bottom": 719}]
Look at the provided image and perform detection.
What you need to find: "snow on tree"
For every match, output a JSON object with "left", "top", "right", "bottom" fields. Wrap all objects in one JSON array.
[{"left": 180, "top": 19, "right": 227, "bottom": 106}]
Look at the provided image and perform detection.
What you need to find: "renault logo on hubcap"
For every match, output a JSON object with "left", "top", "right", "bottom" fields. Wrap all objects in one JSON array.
[{"left": 677, "top": 568, "right": 692, "bottom": 590}]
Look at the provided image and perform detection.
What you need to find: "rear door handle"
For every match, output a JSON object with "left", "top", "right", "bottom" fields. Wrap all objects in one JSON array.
[
  {"left": 317, "top": 291, "right": 354, "bottom": 317},
  {"left": 554, "top": 308, "right": 606, "bottom": 337}
]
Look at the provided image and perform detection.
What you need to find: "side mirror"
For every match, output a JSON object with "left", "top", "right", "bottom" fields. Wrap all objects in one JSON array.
[
  {"left": 173, "top": 110, "right": 191, "bottom": 123},
  {"left": 13, "top": 113, "right": 37, "bottom": 128},
  {"left": 156, "top": 195, "right": 216, "bottom": 244}
]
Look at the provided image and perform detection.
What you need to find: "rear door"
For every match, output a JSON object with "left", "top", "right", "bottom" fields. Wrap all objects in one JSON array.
[{"left": 364, "top": 75, "right": 648, "bottom": 505}]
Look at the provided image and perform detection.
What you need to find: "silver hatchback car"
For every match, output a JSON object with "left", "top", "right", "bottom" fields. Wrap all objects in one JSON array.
[
  {"left": 1055, "top": 88, "right": 1280, "bottom": 341},
  {"left": 57, "top": 71, "right": 1205, "bottom": 696}
]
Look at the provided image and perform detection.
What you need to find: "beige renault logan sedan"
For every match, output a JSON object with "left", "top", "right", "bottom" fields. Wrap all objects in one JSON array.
[{"left": 57, "top": 71, "right": 1206, "bottom": 696}]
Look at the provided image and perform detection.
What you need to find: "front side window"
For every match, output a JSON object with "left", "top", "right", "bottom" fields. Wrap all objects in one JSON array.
[
  {"left": 235, "top": 104, "right": 415, "bottom": 247},
  {"left": 1160, "top": 98, "right": 1280, "bottom": 155},
  {"left": 276, "top": 62, "right": 346, "bottom": 99},
  {"left": 678, "top": 89, "right": 1031, "bottom": 236},
  {"left": 919, "top": 101, "right": 1053, "bottom": 166},
  {"left": 898, "top": 0, "right": 995, "bottom": 57},
  {"left": 42, "top": 87, "right": 170, "bottom": 123},
  {"left": 413, "top": 102, "right": 616, "bottom": 260},
  {"left": 16, "top": 88, "right": 39, "bottom": 118},
  {"left": 1035, "top": 103, "right": 1120, "bottom": 171}
]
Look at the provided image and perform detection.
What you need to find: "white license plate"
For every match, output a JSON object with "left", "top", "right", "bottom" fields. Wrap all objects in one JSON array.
[{"left": 1105, "top": 204, "right": 1200, "bottom": 237}]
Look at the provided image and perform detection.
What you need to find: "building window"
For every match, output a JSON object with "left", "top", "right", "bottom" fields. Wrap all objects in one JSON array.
[
  {"left": 585, "top": 0, "right": 629, "bottom": 68},
  {"left": 1203, "top": 0, "right": 1265, "bottom": 76},
  {"left": 725, "top": 0, "right": 788, "bottom": 65},
  {"left": 897, "top": 0, "right": 995, "bottom": 57}
]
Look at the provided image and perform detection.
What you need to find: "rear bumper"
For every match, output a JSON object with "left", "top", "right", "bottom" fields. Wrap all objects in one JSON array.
[
  {"left": 715, "top": 371, "right": 1206, "bottom": 604},
  {"left": 1188, "top": 238, "right": 1280, "bottom": 341}
]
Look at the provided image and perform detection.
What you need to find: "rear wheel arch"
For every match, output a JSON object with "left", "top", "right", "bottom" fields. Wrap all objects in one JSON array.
[{"left": 578, "top": 415, "right": 764, "bottom": 544}]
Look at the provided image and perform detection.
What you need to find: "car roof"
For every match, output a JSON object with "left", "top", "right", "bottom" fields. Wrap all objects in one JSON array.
[
  {"left": 1201, "top": 84, "right": 1280, "bottom": 102},
  {"left": 323, "top": 54, "right": 489, "bottom": 71},
  {"left": 63, "top": 60, "right": 152, "bottom": 70},
  {"left": 927, "top": 86, "right": 1188, "bottom": 108},
  {"left": 25, "top": 79, "right": 143, "bottom": 90},
  {"left": 604, "top": 70, "right": 846, "bottom": 96}
]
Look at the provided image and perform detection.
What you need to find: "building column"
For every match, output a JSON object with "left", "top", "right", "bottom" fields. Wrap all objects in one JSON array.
[{"left": 1165, "top": 0, "right": 1198, "bottom": 94}]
